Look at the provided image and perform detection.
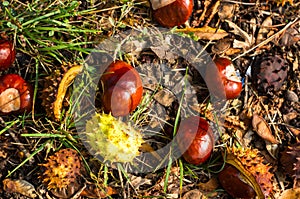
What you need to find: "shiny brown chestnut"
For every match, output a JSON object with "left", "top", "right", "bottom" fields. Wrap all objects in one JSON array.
[
  {"left": 151, "top": 0, "right": 194, "bottom": 27},
  {"left": 218, "top": 165, "right": 256, "bottom": 199},
  {"left": 100, "top": 60, "right": 143, "bottom": 116},
  {"left": 0, "top": 74, "right": 33, "bottom": 114},
  {"left": 215, "top": 57, "right": 242, "bottom": 99},
  {"left": 176, "top": 116, "right": 214, "bottom": 165},
  {"left": 0, "top": 40, "right": 16, "bottom": 70}
]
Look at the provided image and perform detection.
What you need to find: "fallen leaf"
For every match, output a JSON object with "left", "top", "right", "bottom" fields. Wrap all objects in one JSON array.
[
  {"left": 278, "top": 188, "right": 300, "bottom": 199},
  {"left": 218, "top": 2, "right": 235, "bottom": 20},
  {"left": 176, "top": 27, "right": 228, "bottom": 40},
  {"left": 252, "top": 114, "right": 279, "bottom": 144},
  {"left": 182, "top": 189, "right": 205, "bottom": 199},
  {"left": 226, "top": 20, "right": 254, "bottom": 46},
  {"left": 197, "top": 177, "right": 219, "bottom": 192},
  {"left": 211, "top": 38, "right": 231, "bottom": 54},
  {"left": 288, "top": 126, "right": 300, "bottom": 137},
  {"left": 3, "top": 178, "right": 37, "bottom": 198},
  {"left": 257, "top": 17, "right": 273, "bottom": 44},
  {"left": 80, "top": 183, "right": 118, "bottom": 198},
  {"left": 283, "top": 112, "right": 299, "bottom": 123},
  {"left": 129, "top": 174, "right": 152, "bottom": 190},
  {"left": 154, "top": 89, "right": 176, "bottom": 107}
]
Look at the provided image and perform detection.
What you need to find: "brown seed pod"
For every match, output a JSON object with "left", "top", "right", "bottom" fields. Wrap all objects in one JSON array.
[
  {"left": 252, "top": 54, "right": 289, "bottom": 95},
  {"left": 39, "top": 148, "right": 81, "bottom": 190},
  {"left": 222, "top": 146, "right": 274, "bottom": 198},
  {"left": 40, "top": 63, "right": 82, "bottom": 120}
]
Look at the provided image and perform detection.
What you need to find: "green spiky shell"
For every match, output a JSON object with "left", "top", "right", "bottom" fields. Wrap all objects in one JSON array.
[{"left": 84, "top": 113, "right": 144, "bottom": 163}]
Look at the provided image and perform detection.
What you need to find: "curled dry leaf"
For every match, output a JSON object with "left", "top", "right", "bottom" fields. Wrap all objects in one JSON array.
[
  {"left": 256, "top": 17, "right": 273, "bottom": 45},
  {"left": 175, "top": 27, "right": 228, "bottom": 40},
  {"left": 252, "top": 114, "right": 279, "bottom": 144},
  {"left": 226, "top": 20, "right": 254, "bottom": 47},
  {"left": 3, "top": 178, "right": 37, "bottom": 198}
]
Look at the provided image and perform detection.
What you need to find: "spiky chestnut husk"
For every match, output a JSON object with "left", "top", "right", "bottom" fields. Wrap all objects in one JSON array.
[
  {"left": 84, "top": 113, "right": 144, "bottom": 163},
  {"left": 40, "top": 148, "right": 81, "bottom": 190},
  {"left": 40, "top": 62, "right": 81, "bottom": 120},
  {"left": 226, "top": 146, "right": 274, "bottom": 198},
  {"left": 41, "top": 69, "right": 62, "bottom": 118},
  {"left": 280, "top": 142, "right": 300, "bottom": 187}
]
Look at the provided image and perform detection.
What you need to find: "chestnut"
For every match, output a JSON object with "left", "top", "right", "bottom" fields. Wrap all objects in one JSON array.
[
  {"left": 151, "top": 0, "right": 194, "bottom": 27},
  {"left": 218, "top": 165, "right": 256, "bottom": 199},
  {"left": 100, "top": 60, "right": 143, "bottom": 116},
  {"left": 0, "top": 40, "right": 16, "bottom": 70},
  {"left": 176, "top": 116, "right": 214, "bottom": 165},
  {"left": 213, "top": 57, "right": 242, "bottom": 99},
  {"left": 0, "top": 74, "right": 33, "bottom": 114}
]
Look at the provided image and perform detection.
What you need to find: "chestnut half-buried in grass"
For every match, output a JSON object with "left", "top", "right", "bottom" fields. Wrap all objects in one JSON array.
[{"left": 0, "top": 40, "right": 16, "bottom": 71}]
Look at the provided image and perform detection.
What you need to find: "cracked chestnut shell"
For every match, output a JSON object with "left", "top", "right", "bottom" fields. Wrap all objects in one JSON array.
[
  {"left": 151, "top": 0, "right": 194, "bottom": 27},
  {"left": 215, "top": 58, "right": 242, "bottom": 99},
  {"left": 0, "top": 74, "right": 33, "bottom": 114},
  {"left": 218, "top": 165, "right": 256, "bottom": 199},
  {"left": 100, "top": 60, "right": 143, "bottom": 116},
  {"left": 0, "top": 40, "right": 16, "bottom": 70},
  {"left": 176, "top": 116, "right": 214, "bottom": 165}
]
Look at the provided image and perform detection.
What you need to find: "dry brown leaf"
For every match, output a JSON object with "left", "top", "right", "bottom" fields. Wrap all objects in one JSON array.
[
  {"left": 278, "top": 188, "right": 300, "bottom": 199},
  {"left": 226, "top": 20, "right": 254, "bottom": 46},
  {"left": 224, "top": 48, "right": 241, "bottom": 56},
  {"left": 153, "top": 89, "right": 176, "bottom": 107},
  {"left": 218, "top": 2, "right": 235, "bottom": 20},
  {"left": 257, "top": 17, "right": 273, "bottom": 44},
  {"left": 182, "top": 189, "right": 206, "bottom": 199},
  {"left": 211, "top": 38, "right": 231, "bottom": 54},
  {"left": 283, "top": 112, "right": 299, "bottom": 123},
  {"left": 176, "top": 27, "right": 228, "bottom": 40},
  {"left": 252, "top": 114, "right": 279, "bottom": 144},
  {"left": 0, "top": 149, "right": 7, "bottom": 158},
  {"left": 129, "top": 174, "right": 152, "bottom": 190},
  {"left": 3, "top": 179, "right": 37, "bottom": 198},
  {"left": 197, "top": 177, "right": 219, "bottom": 192},
  {"left": 80, "top": 184, "right": 118, "bottom": 199},
  {"left": 288, "top": 126, "right": 300, "bottom": 137}
]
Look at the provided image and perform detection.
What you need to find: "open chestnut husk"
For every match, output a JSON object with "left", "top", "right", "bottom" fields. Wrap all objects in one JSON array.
[
  {"left": 0, "top": 74, "right": 33, "bottom": 114},
  {"left": 0, "top": 40, "right": 16, "bottom": 70},
  {"left": 176, "top": 116, "right": 214, "bottom": 165},
  {"left": 151, "top": 0, "right": 194, "bottom": 27},
  {"left": 100, "top": 60, "right": 143, "bottom": 117},
  {"left": 218, "top": 165, "right": 256, "bottom": 199},
  {"left": 220, "top": 147, "right": 274, "bottom": 199}
]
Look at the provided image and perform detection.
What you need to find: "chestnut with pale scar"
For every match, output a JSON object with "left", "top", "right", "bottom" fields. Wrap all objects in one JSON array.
[{"left": 0, "top": 74, "right": 33, "bottom": 115}]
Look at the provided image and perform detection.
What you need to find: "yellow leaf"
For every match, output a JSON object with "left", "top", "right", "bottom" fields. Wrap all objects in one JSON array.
[{"left": 176, "top": 26, "right": 228, "bottom": 40}]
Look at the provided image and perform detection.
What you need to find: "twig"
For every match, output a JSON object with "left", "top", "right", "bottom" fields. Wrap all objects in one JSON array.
[
  {"left": 232, "top": 17, "right": 299, "bottom": 61},
  {"left": 221, "top": 0, "right": 266, "bottom": 5}
]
